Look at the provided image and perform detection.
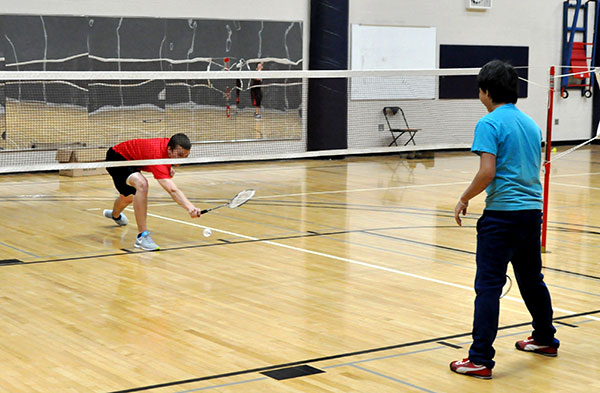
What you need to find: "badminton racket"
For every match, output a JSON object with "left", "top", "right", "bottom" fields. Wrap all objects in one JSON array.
[{"left": 200, "top": 189, "right": 255, "bottom": 214}]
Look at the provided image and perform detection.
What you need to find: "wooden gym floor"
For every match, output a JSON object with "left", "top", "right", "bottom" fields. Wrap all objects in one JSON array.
[{"left": 0, "top": 147, "right": 598, "bottom": 393}]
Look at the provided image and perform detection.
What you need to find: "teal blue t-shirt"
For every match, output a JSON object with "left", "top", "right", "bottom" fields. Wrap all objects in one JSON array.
[{"left": 471, "top": 103, "right": 543, "bottom": 211}]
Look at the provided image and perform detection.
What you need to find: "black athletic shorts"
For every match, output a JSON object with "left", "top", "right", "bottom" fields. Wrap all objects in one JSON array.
[
  {"left": 106, "top": 147, "right": 138, "bottom": 196},
  {"left": 250, "top": 80, "right": 263, "bottom": 106}
]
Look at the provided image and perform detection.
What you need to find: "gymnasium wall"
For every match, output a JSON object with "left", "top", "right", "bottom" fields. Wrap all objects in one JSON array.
[
  {"left": 1, "top": 0, "right": 592, "bottom": 152},
  {"left": 349, "top": 1, "right": 593, "bottom": 143},
  {"left": 0, "top": 1, "right": 310, "bottom": 160},
  {"left": 0, "top": 15, "right": 303, "bottom": 112}
]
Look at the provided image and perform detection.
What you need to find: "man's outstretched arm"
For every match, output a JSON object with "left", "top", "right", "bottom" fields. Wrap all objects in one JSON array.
[{"left": 157, "top": 178, "right": 201, "bottom": 217}]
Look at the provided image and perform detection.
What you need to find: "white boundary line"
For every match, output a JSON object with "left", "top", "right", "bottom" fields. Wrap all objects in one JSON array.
[
  {"left": 146, "top": 211, "right": 600, "bottom": 322},
  {"left": 553, "top": 172, "right": 600, "bottom": 178},
  {"left": 552, "top": 182, "right": 600, "bottom": 191},
  {"left": 248, "top": 181, "right": 472, "bottom": 199},
  {"left": 82, "top": 181, "right": 473, "bottom": 211}
]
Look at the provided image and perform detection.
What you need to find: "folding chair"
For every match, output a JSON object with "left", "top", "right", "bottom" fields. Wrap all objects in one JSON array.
[{"left": 383, "top": 106, "right": 421, "bottom": 146}]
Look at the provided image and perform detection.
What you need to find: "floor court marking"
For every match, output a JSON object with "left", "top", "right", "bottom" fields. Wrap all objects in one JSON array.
[
  {"left": 83, "top": 174, "right": 600, "bottom": 213},
  {"left": 169, "top": 323, "right": 579, "bottom": 393},
  {"left": 145, "top": 211, "right": 600, "bottom": 322},
  {"left": 219, "top": 208, "right": 600, "bottom": 288},
  {"left": 88, "top": 180, "right": 472, "bottom": 212},
  {"left": 326, "top": 321, "right": 585, "bottom": 372},
  {"left": 13, "top": 228, "right": 600, "bottom": 301},
  {"left": 349, "top": 364, "right": 437, "bottom": 393},
  {"left": 552, "top": 182, "right": 600, "bottom": 191},
  {"left": 174, "top": 377, "right": 269, "bottom": 393},
  {"left": 552, "top": 171, "right": 600, "bottom": 178},
  {"left": 11, "top": 209, "right": 599, "bottom": 295},
  {"left": 0, "top": 241, "right": 39, "bottom": 257},
  {"left": 110, "top": 315, "right": 598, "bottom": 393}
]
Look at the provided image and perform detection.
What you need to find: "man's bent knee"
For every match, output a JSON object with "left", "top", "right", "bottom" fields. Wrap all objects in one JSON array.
[{"left": 127, "top": 173, "right": 149, "bottom": 193}]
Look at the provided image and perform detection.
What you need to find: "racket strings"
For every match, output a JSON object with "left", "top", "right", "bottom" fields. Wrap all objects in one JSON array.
[{"left": 229, "top": 189, "right": 255, "bottom": 208}]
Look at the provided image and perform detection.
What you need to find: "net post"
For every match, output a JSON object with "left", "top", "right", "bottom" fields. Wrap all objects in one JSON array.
[{"left": 541, "top": 66, "right": 555, "bottom": 253}]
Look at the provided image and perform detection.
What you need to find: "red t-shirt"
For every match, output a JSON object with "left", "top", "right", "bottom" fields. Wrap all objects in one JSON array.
[{"left": 113, "top": 138, "right": 171, "bottom": 179}]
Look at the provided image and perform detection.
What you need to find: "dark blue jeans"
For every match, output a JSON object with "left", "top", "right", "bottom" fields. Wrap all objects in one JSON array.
[{"left": 468, "top": 209, "right": 559, "bottom": 369}]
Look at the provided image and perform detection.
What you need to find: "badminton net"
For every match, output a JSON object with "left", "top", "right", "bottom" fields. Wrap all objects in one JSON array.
[{"left": 0, "top": 67, "right": 506, "bottom": 173}]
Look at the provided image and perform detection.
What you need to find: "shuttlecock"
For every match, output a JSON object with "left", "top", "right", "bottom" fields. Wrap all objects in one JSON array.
[{"left": 203, "top": 228, "right": 212, "bottom": 237}]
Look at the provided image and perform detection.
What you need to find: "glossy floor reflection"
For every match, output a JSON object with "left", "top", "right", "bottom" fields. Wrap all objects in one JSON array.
[{"left": 0, "top": 148, "right": 598, "bottom": 392}]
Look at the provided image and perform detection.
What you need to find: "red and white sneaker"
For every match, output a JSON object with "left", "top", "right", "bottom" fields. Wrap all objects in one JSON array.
[
  {"left": 515, "top": 336, "right": 558, "bottom": 357},
  {"left": 449, "top": 358, "right": 492, "bottom": 379}
]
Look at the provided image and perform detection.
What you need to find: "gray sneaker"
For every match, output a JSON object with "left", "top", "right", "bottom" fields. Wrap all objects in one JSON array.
[
  {"left": 135, "top": 231, "right": 160, "bottom": 251},
  {"left": 103, "top": 209, "right": 129, "bottom": 226}
]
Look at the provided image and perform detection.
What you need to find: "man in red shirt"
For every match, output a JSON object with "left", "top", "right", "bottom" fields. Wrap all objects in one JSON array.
[{"left": 103, "top": 133, "right": 201, "bottom": 250}]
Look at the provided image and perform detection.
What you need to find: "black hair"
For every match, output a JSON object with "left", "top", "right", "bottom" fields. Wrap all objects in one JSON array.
[
  {"left": 477, "top": 60, "right": 519, "bottom": 104},
  {"left": 168, "top": 133, "right": 191, "bottom": 150}
]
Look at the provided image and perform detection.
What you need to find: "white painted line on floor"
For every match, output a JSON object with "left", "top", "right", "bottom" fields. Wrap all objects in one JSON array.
[
  {"left": 146, "top": 211, "right": 600, "bottom": 322},
  {"left": 85, "top": 181, "right": 471, "bottom": 211}
]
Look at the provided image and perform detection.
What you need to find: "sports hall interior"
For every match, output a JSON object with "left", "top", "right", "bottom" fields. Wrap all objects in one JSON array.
[{"left": 0, "top": 1, "right": 599, "bottom": 392}]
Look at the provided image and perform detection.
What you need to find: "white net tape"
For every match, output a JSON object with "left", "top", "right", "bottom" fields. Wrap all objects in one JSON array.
[{"left": 0, "top": 67, "right": 540, "bottom": 174}]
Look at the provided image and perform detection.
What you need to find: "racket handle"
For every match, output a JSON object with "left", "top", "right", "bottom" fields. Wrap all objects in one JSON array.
[{"left": 200, "top": 202, "right": 227, "bottom": 215}]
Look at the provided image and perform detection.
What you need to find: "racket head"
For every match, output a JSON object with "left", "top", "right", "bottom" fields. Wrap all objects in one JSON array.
[{"left": 229, "top": 189, "right": 255, "bottom": 208}]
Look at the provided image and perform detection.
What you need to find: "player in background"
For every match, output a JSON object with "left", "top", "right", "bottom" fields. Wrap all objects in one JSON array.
[{"left": 250, "top": 61, "right": 264, "bottom": 119}]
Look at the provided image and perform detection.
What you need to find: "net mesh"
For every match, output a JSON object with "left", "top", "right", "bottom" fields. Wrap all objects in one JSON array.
[{"left": 0, "top": 68, "right": 515, "bottom": 173}]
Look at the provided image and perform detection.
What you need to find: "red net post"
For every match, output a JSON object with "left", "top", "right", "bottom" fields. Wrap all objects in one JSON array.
[{"left": 541, "top": 66, "right": 555, "bottom": 253}]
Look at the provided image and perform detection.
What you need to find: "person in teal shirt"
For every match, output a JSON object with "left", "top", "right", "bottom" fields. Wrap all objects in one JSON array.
[{"left": 450, "top": 60, "right": 559, "bottom": 379}]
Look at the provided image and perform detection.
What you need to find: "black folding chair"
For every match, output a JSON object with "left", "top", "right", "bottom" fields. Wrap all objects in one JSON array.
[{"left": 383, "top": 106, "right": 421, "bottom": 146}]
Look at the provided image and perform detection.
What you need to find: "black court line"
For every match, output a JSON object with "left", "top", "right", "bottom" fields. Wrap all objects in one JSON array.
[
  {"left": 106, "top": 309, "right": 600, "bottom": 393},
  {"left": 248, "top": 200, "right": 456, "bottom": 217},
  {"left": 549, "top": 226, "right": 600, "bottom": 236},
  {"left": 543, "top": 266, "right": 600, "bottom": 281},
  {"left": 362, "top": 230, "right": 476, "bottom": 255},
  {"left": 14, "top": 250, "right": 139, "bottom": 266},
  {"left": 551, "top": 220, "right": 600, "bottom": 230},
  {"left": 297, "top": 226, "right": 474, "bottom": 254},
  {"left": 249, "top": 201, "right": 600, "bottom": 236},
  {"left": 236, "top": 201, "right": 600, "bottom": 241},
  {"left": 4, "top": 225, "right": 474, "bottom": 267},
  {"left": 555, "top": 320, "right": 579, "bottom": 328},
  {"left": 7, "top": 226, "right": 600, "bottom": 283},
  {"left": 243, "top": 201, "right": 600, "bottom": 237},
  {"left": 436, "top": 341, "right": 462, "bottom": 349}
]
